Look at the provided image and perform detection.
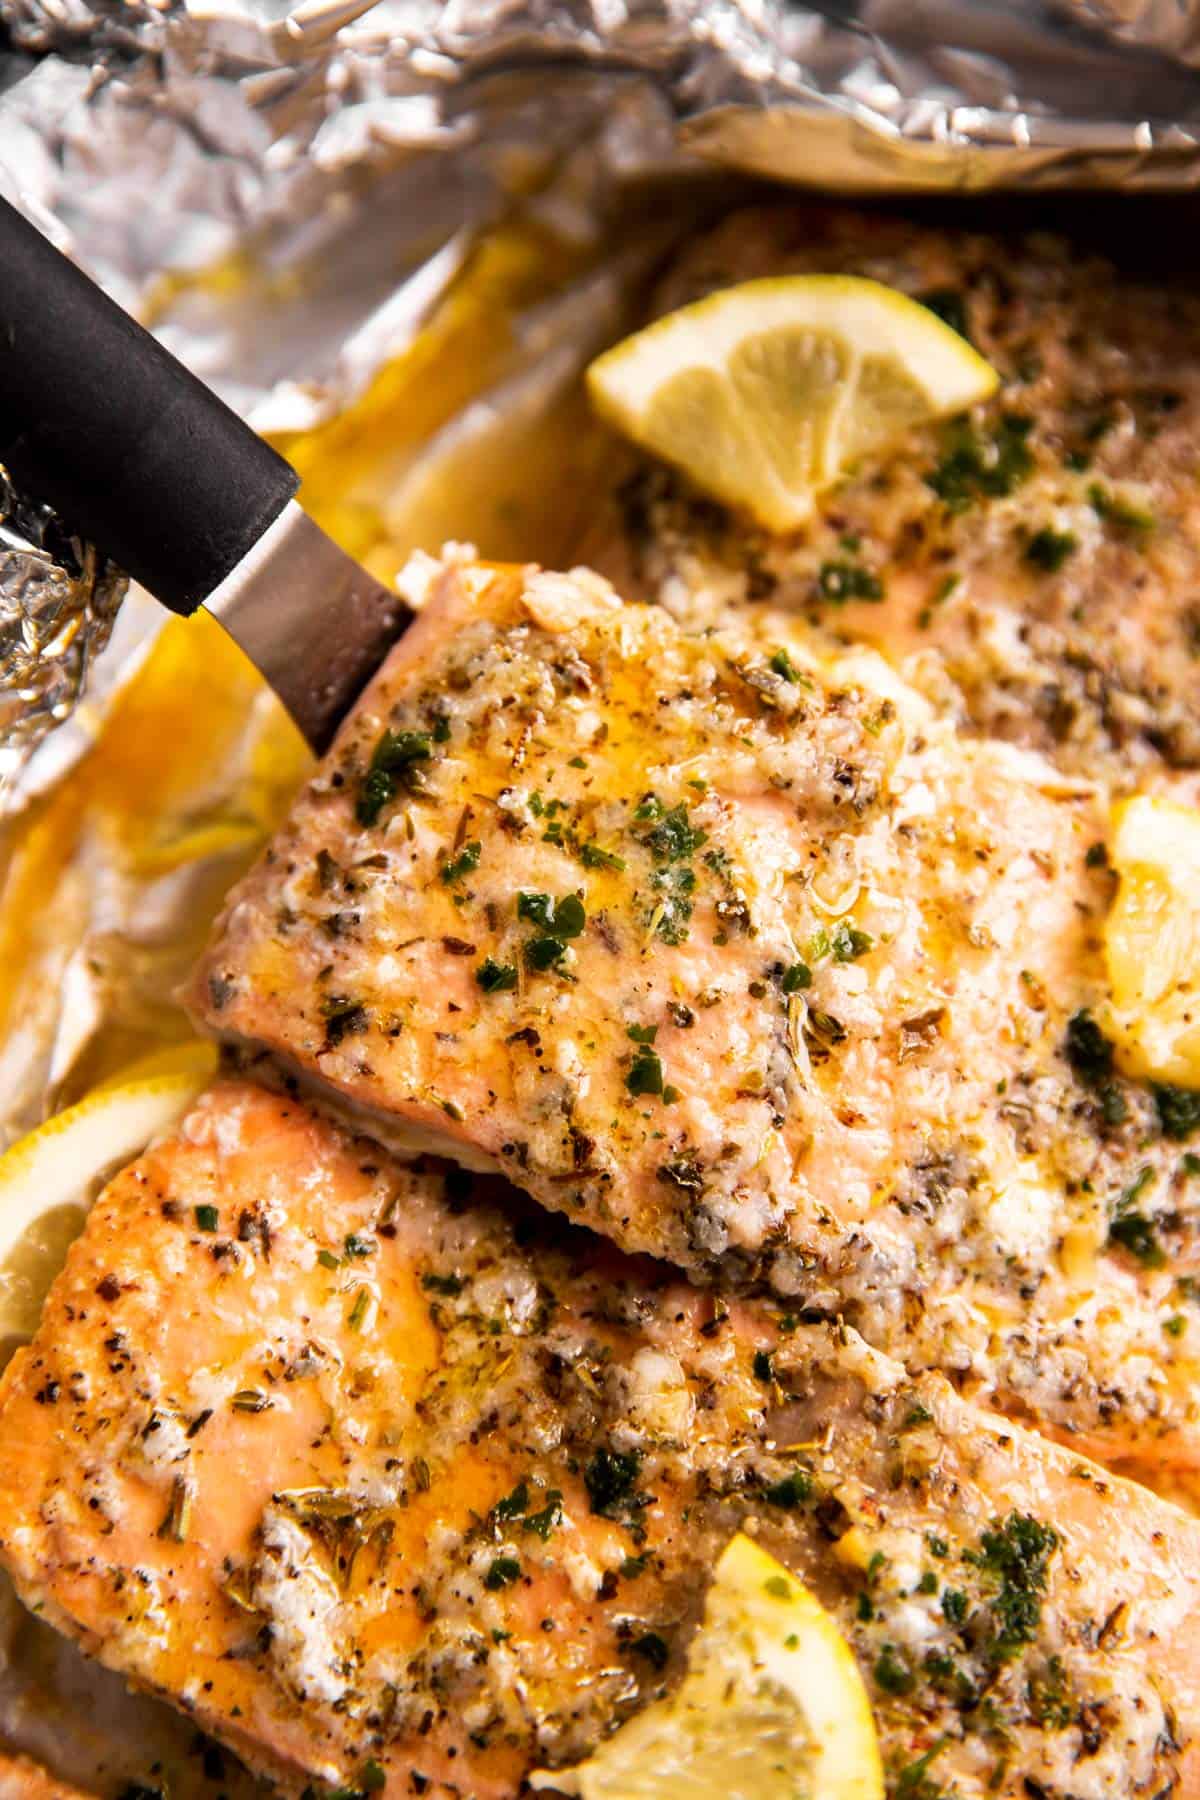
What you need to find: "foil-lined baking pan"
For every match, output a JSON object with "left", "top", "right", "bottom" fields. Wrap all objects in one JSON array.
[{"left": 3, "top": 0, "right": 1200, "bottom": 1785}]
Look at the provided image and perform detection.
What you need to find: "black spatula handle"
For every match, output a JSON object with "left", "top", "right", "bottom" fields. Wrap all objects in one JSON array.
[{"left": 0, "top": 194, "right": 299, "bottom": 615}]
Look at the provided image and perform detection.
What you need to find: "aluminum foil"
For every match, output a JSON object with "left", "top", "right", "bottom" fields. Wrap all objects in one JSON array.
[{"left": 0, "top": 469, "right": 125, "bottom": 790}]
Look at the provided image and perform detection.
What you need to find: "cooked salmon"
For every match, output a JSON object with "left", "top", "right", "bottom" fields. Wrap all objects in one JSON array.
[
  {"left": 191, "top": 555, "right": 1200, "bottom": 1487},
  {"left": 581, "top": 204, "right": 1200, "bottom": 801},
  {"left": 0, "top": 1079, "right": 1198, "bottom": 1800}
]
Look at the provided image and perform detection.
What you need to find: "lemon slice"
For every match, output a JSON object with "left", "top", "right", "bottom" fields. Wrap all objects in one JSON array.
[
  {"left": 535, "top": 1533, "right": 883, "bottom": 1800},
  {"left": 0, "top": 1046, "right": 216, "bottom": 1361},
  {"left": 1103, "top": 795, "right": 1200, "bottom": 1086},
  {"left": 587, "top": 276, "right": 999, "bottom": 532}
]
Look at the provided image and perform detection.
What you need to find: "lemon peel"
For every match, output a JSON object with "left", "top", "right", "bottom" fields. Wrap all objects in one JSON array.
[
  {"left": 535, "top": 1531, "right": 883, "bottom": 1800},
  {"left": 588, "top": 275, "right": 999, "bottom": 532}
]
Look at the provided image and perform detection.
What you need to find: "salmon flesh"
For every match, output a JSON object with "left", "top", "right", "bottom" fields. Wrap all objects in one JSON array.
[{"left": 0, "top": 1081, "right": 1198, "bottom": 1799}]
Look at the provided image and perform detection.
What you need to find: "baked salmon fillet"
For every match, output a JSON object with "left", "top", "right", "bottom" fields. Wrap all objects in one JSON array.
[
  {"left": 581, "top": 204, "right": 1200, "bottom": 800},
  {"left": 190, "top": 555, "right": 1200, "bottom": 1486},
  {"left": 0, "top": 1079, "right": 1198, "bottom": 1800}
]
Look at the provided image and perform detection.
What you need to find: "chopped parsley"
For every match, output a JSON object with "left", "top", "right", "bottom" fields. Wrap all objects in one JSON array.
[
  {"left": 817, "top": 559, "right": 883, "bottom": 603},
  {"left": 941, "top": 1587, "right": 967, "bottom": 1625},
  {"left": 525, "top": 936, "right": 567, "bottom": 971},
  {"left": 1063, "top": 1009, "right": 1126, "bottom": 1125},
  {"left": 626, "top": 1042, "right": 665, "bottom": 1098},
  {"left": 927, "top": 414, "right": 1034, "bottom": 511},
  {"left": 157, "top": 1475, "right": 193, "bottom": 1544},
  {"left": 1154, "top": 1083, "right": 1200, "bottom": 1140},
  {"left": 476, "top": 958, "right": 518, "bottom": 993},
  {"left": 356, "top": 729, "right": 432, "bottom": 826},
  {"left": 483, "top": 1555, "right": 522, "bottom": 1591},
  {"left": 894, "top": 1742, "right": 951, "bottom": 1800},
  {"left": 969, "top": 1511, "right": 1058, "bottom": 1666},
  {"left": 489, "top": 1476, "right": 562, "bottom": 1541},
  {"left": 805, "top": 1009, "right": 847, "bottom": 1047},
  {"left": 752, "top": 1349, "right": 775, "bottom": 1382},
  {"left": 517, "top": 891, "right": 585, "bottom": 935},
  {"left": 873, "top": 1644, "right": 915, "bottom": 1695},
  {"left": 762, "top": 1469, "right": 812, "bottom": 1509},
  {"left": 782, "top": 960, "right": 812, "bottom": 993},
  {"left": 769, "top": 646, "right": 803, "bottom": 682},
  {"left": 831, "top": 920, "right": 873, "bottom": 962},
  {"left": 635, "top": 795, "right": 707, "bottom": 945},
  {"left": 194, "top": 1204, "right": 219, "bottom": 1233},
  {"left": 638, "top": 800, "right": 707, "bottom": 864},
  {"left": 1025, "top": 527, "right": 1077, "bottom": 573},
  {"left": 440, "top": 840, "right": 481, "bottom": 884},
  {"left": 518, "top": 890, "right": 585, "bottom": 972},
  {"left": 584, "top": 1447, "right": 641, "bottom": 1517},
  {"left": 524, "top": 1492, "right": 564, "bottom": 1540},
  {"left": 1109, "top": 1168, "right": 1166, "bottom": 1269},
  {"left": 493, "top": 1480, "right": 530, "bottom": 1520}
]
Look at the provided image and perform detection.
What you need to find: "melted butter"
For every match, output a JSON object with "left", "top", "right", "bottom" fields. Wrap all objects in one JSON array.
[
  {"left": 276, "top": 221, "right": 624, "bottom": 574},
  {"left": 0, "top": 613, "right": 309, "bottom": 1124}
]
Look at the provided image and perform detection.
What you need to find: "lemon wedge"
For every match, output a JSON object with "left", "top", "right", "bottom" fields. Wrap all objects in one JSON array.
[
  {"left": 587, "top": 276, "right": 999, "bottom": 532},
  {"left": 1103, "top": 795, "right": 1200, "bottom": 1087},
  {"left": 0, "top": 1045, "right": 215, "bottom": 1361},
  {"left": 535, "top": 1532, "right": 883, "bottom": 1800}
]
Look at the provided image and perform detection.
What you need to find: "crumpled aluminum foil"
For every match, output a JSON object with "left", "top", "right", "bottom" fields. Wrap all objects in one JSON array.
[
  {"left": 5, "top": 0, "right": 1200, "bottom": 783},
  {"left": 0, "top": 469, "right": 125, "bottom": 793}
]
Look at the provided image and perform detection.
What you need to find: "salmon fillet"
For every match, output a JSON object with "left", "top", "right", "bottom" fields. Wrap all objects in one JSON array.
[
  {"left": 580, "top": 204, "right": 1200, "bottom": 801},
  {"left": 0, "top": 1079, "right": 1197, "bottom": 1800},
  {"left": 191, "top": 555, "right": 1200, "bottom": 1485}
]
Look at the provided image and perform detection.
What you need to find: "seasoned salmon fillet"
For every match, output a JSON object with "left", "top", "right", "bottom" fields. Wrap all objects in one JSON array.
[
  {"left": 191, "top": 556, "right": 1200, "bottom": 1484},
  {"left": 581, "top": 204, "right": 1200, "bottom": 800},
  {"left": 0, "top": 1079, "right": 1198, "bottom": 1800}
]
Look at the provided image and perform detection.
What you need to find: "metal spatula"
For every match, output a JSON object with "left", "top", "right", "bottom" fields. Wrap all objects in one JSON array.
[{"left": 0, "top": 194, "right": 410, "bottom": 751}]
